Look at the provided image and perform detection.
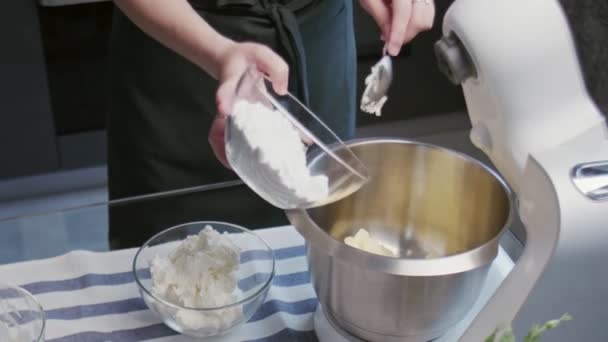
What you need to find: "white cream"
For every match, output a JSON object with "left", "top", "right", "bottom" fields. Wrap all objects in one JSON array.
[
  {"left": 150, "top": 226, "right": 243, "bottom": 334},
  {"left": 360, "top": 63, "right": 388, "bottom": 117},
  {"left": 226, "top": 100, "right": 329, "bottom": 208}
]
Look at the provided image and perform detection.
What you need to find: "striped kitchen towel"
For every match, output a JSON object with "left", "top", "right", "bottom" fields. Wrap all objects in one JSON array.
[{"left": 0, "top": 226, "right": 320, "bottom": 342}]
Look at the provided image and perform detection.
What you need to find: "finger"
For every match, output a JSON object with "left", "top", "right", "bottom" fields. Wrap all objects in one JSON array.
[
  {"left": 216, "top": 77, "right": 239, "bottom": 117},
  {"left": 359, "top": 0, "right": 391, "bottom": 40},
  {"left": 253, "top": 45, "right": 289, "bottom": 95},
  {"left": 299, "top": 128, "right": 314, "bottom": 145},
  {"left": 208, "top": 115, "right": 231, "bottom": 169},
  {"left": 403, "top": 2, "right": 435, "bottom": 43},
  {"left": 388, "top": 0, "right": 412, "bottom": 56}
]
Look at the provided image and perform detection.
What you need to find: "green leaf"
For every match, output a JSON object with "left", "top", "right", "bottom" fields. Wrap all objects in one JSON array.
[
  {"left": 486, "top": 326, "right": 515, "bottom": 342},
  {"left": 498, "top": 328, "right": 516, "bottom": 342},
  {"left": 523, "top": 313, "right": 572, "bottom": 342}
]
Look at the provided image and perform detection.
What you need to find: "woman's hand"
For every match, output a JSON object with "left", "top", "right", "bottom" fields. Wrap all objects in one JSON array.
[
  {"left": 209, "top": 42, "right": 289, "bottom": 168},
  {"left": 359, "top": 0, "right": 435, "bottom": 56}
]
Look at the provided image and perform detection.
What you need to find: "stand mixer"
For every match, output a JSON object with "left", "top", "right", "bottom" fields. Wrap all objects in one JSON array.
[
  {"left": 309, "top": 0, "right": 608, "bottom": 340},
  {"left": 435, "top": 0, "right": 608, "bottom": 340}
]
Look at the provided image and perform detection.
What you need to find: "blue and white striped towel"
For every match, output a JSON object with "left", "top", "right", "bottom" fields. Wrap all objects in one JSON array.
[{"left": 0, "top": 226, "right": 319, "bottom": 342}]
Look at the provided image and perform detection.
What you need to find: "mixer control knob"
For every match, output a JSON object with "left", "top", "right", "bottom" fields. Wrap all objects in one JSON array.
[{"left": 434, "top": 32, "right": 477, "bottom": 85}]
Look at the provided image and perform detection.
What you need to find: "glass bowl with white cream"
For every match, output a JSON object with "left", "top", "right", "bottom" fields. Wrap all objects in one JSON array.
[
  {"left": 225, "top": 66, "right": 369, "bottom": 210},
  {"left": 133, "top": 221, "right": 275, "bottom": 338},
  {"left": 0, "top": 283, "right": 46, "bottom": 342}
]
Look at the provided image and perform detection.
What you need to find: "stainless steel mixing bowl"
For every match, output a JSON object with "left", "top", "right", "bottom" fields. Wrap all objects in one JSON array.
[{"left": 287, "top": 138, "right": 513, "bottom": 342}]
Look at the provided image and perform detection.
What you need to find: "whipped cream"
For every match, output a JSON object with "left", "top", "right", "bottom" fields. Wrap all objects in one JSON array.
[
  {"left": 226, "top": 100, "right": 329, "bottom": 208},
  {"left": 361, "top": 63, "right": 389, "bottom": 117},
  {"left": 149, "top": 226, "right": 243, "bottom": 334}
]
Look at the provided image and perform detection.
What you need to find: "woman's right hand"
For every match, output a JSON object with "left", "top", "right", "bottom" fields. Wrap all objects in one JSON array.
[{"left": 209, "top": 42, "right": 289, "bottom": 168}]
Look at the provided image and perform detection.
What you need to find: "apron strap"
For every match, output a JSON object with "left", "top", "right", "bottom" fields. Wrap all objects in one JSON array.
[
  {"left": 260, "top": 0, "right": 310, "bottom": 106},
  {"left": 189, "top": 0, "right": 316, "bottom": 107}
]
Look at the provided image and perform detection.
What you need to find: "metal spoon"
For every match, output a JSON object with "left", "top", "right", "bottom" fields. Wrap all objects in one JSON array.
[{"left": 360, "top": 46, "right": 393, "bottom": 116}]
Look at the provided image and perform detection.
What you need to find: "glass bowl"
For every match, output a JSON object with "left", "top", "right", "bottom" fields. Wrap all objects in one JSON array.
[
  {"left": 225, "top": 66, "right": 369, "bottom": 210},
  {"left": 0, "top": 283, "right": 45, "bottom": 342},
  {"left": 133, "top": 221, "right": 275, "bottom": 339}
]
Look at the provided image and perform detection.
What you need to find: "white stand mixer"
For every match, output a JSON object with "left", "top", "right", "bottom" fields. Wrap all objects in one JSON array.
[
  {"left": 316, "top": 0, "right": 608, "bottom": 340},
  {"left": 437, "top": 0, "right": 608, "bottom": 340}
]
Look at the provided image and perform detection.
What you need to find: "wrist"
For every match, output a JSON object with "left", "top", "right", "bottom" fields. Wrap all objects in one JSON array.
[{"left": 205, "top": 35, "right": 236, "bottom": 79}]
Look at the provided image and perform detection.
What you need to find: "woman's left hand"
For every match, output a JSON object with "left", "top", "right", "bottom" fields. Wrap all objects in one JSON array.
[
  {"left": 209, "top": 42, "right": 289, "bottom": 169},
  {"left": 359, "top": 0, "right": 435, "bottom": 56}
]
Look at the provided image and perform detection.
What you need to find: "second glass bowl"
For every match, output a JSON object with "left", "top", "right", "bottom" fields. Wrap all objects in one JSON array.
[{"left": 133, "top": 221, "right": 275, "bottom": 339}]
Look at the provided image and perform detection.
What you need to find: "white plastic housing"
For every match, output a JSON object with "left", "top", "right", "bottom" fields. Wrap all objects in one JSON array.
[{"left": 441, "top": 0, "right": 608, "bottom": 340}]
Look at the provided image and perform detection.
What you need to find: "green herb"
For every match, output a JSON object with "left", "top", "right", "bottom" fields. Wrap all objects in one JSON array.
[
  {"left": 485, "top": 327, "right": 515, "bottom": 342},
  {"left": 485, "top": 314, "right": 572, "bottom": 342}
]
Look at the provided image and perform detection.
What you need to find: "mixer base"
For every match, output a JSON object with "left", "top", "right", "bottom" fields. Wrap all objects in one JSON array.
[
  {"left": 314, "top": 305, "right": 363, "bottom": 342},
  {"left": 314, "top": 305, "right": 434, "bottom": 342}
]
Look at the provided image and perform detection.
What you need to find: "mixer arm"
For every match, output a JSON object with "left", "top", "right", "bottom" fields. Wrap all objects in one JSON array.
[
  {"left": 434, "top": 0, "right": 608, "bottom": 340},
  {"left": 460, "top": 155, "right": 561, "bottom": 340},
  {"left": 461, "top": 127, "right": 608, "bottom": 340}
]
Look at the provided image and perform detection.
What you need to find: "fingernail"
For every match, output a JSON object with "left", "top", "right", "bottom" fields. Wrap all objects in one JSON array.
[
  {"left": 278, "top": 84, "right": 288, "bottom": 95},
  {"left": 388, "top": 43, "right": 400, "bottom": 56}
]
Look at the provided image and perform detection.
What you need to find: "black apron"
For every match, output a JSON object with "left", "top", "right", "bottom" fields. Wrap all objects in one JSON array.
[{"left": 107, "top": 0, "right": 357, "bottom": 248}]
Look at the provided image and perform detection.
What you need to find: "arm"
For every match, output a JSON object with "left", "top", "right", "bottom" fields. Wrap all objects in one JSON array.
[
  {"left": 113, "top": 0, "right": 288, "bottom": 94},
  {"left": 114, "top": 0, "right": 231, "bottom": 79},
  {"left": 113, "top": 0, "right": 289, "bottom": 168}
]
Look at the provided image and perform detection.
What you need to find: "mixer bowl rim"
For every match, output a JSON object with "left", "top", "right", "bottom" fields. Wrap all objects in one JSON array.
[{"left": 286, "top": 137, "right": 515, "bottom": 276}]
